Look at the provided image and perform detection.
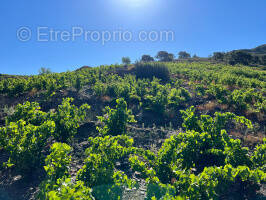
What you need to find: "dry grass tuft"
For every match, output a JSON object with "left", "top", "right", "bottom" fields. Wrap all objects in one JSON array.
[
  {"left": 100, "top": 95, "right": 111, "bottom": 102},
  {"left": 197, "top": 101, "right": 218, "bottom": 112}
]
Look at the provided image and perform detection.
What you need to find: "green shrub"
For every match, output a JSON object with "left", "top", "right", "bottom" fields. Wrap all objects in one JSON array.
[
  {"left": 194, "top": 84, "right": 206, "bottom": 96},
  {"left": 93, "top": 81, "right": 107, "bottom": 96},
  {"left": 252, "top": 139, "right": 266, "bottom": 171},
  {"left": 168, "top": 87, "right": 191, "bottom": 109},
  {"left": 224, "top": 139, "right": 253, "bottom": 167},
  {"left": 180, "top": 106, "right": 253, "bottom": 134},
  {"left": 38, "top": 142, "right": 93, "bottom": 200},
  {"left": 143, "top": 84, "right": 169, "bottom": 115},
  {"left": 77, "top": 135, "right": 136, "bottom": 199},
  {"left": 135, "top": 63, "right": 170, "bottom": 82},
  {"left": 172, "top": 164, "right": 265, "bottom": 199},
  {"left": 74, "top": 76, "right": 82, "bottom": 92},
  {"left": 228, "top": 88, "right": 258, "bottom": 112},
  {"left": 146, "top": 182, "right": 176, "bottom": 200},
  {"left": 43, "top": 143, "right": 72, "bottom": 182},
  {"left": 2, "top": 98, "right": 91, "bottom": 146},
  {"left": 1, "top": 120, "right": 55, "bottom": 173},
  {"left": 42, "top": 178, "right": 93, "bottom": 200},
  {"left": 255, "top": 99, "right": 266, "bottom": 114},
  {"left": 206, "top": 84, "right": 228, "bottom": 104},
  {"left": 49, "top": 98, "right": 91, "bottom": 142},
  {"left": 6, "top": 101, "right": 47, "bottom": 126},
  {"left": 97, "top": 98, "right": 136, "bottom": 136},
  {"left": 180, "top": 106, "right": 201, "bottom": 132}
]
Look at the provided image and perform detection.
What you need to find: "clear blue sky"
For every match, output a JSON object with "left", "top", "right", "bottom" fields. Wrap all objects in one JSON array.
[{"left": 0, "top": 0, "right": 265, "bottom": 75}]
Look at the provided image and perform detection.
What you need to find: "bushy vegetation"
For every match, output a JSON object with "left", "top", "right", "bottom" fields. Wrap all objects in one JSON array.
[
  {"left": 178, "top": 51, "right": 191, "bottom": 59},
  {"left": 155, "top": 51, "right": 175, "bottom": 62},
  {"left": 142, "top": 79, "right": 190, "bottom": 115},
  {"left": 97, "top": 98, "right": 136, "bottom": 136},
  {"left": 213, "top": 50, "right": 266, "bottom": 66},
  {"left": 0, "top": 120, "right": 55, "bottom": 173},
  {"left": 77, "top": 135, "right": 138, "bottom": 199},
  {"left": 0, "top": 61, "right": 265, "bottom": 199},
  {"left": 122, "top": 57, "right": 131, "bottom": 65},
  {"left": 39, "top": 67, "right": 52, "bottom": 75},
  {"left": 49, "top": 98, "right": 91, "bottom": 142},
  {"left": 38, "top": 142, "right": 93, "bottom": 200},
  {"left": 128, "top": 110, "right": 265, "bottom": 199},
  {"left": 135, "top": 62, "right": 170, "bottom": 82},
  {"left": 140, "top": 54, "right": 155, "bottom": 63},
  {"left": 0, "top": 99, "right": 90, "bottom": 174}
]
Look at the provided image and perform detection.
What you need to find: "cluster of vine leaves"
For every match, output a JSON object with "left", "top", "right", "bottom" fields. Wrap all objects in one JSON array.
[{"left": 37, "top": 99, "right": 265, "bottom": 199}]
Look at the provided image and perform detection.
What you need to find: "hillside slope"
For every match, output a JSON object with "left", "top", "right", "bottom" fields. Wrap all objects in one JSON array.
[
  {"left": 239, "top": 44, "right": 266, "bottom": 55},
  {"left": 0, "top": 62, "right": 265, "bottom": 200}
]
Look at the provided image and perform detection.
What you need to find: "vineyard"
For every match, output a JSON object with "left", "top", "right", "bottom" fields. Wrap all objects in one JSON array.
[{"left": 0, "top": 62, "right": 265, "bottom": 200}]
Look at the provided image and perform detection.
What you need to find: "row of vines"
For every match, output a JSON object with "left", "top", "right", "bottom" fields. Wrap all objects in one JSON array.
[
  {"left": 0, "top": 98, "right": 265, "bottom": 199},
  {"left": 0, "top": 62, "right": 265, "bottom": 117},
  {"left": 0, "top": 62, "right": 265, "bottom": 199}
]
